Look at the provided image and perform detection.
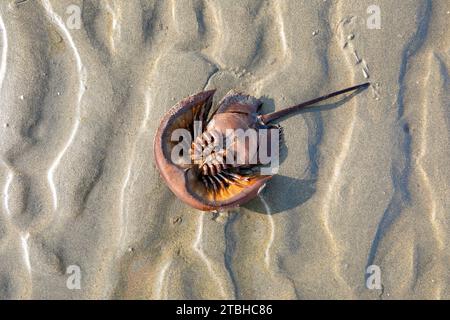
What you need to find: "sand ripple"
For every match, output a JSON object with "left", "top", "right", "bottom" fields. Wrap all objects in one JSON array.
[{"left": 0, "top": 0, "right": 448, "bottom": 299}]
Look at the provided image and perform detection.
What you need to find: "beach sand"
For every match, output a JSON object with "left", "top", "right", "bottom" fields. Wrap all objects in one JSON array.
[{"left": 0, "top": 0, "right": 449, "bottom": 299}]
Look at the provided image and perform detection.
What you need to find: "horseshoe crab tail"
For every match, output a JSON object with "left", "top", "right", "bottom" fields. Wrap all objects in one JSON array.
[{"left": 260, "top": 82, "right": 370, "bottom": 124}]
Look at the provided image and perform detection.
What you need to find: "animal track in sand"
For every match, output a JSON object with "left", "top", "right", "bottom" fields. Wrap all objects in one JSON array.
[{"left": 338, "top": 16, "right": 371, "bottom": 81}]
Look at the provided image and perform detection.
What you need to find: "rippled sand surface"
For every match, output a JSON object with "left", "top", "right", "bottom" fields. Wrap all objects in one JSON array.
[{"left": 0, "top": 0, "right": 449, "bottom": 299}]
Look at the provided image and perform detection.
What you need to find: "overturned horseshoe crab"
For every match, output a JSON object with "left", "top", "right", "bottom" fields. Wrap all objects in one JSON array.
[{"left": 154, "top": 82, "right": 369, "bottom": 211}]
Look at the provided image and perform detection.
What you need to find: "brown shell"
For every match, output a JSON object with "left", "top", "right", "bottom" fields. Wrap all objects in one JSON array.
[
  {"left": 153, "top": 82, "right": 370, "bottom": 211},
  {"left": 153, "top": 90, "right": 272, "bottom": 211}
]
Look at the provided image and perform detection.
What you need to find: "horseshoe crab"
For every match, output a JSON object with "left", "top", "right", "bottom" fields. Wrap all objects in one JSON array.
[{"left": 154, "top": 82, "right": 369, "bottom": 211}]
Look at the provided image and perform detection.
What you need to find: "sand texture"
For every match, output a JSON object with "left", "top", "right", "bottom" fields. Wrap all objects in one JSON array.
[{"left": 0, "top": 0, "right": 449, "bottom": 299}]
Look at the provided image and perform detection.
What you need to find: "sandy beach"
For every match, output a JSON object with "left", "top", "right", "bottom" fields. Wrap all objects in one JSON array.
[{"left": 0, "top": 0, "right": 449, "bottom": 299}]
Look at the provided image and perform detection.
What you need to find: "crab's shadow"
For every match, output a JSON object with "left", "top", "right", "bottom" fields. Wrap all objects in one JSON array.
[
  {"left": 260, "top": 88, "right": 364, "bottom": 167},
  {"left": 245, "top": 87, "right": 367, "bottom": 214},
  {"left": 244, "top": 175, "right": 316, "bottom": 214}
]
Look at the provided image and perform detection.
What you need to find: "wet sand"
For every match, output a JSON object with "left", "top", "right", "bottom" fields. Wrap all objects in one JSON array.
[{"left": 0, "top": 0, "right": 449, "bottom": 299}]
